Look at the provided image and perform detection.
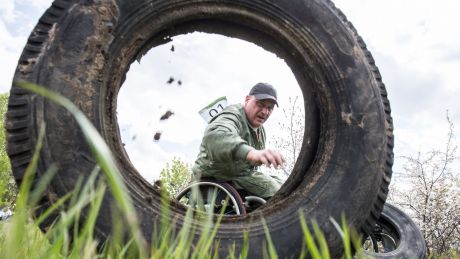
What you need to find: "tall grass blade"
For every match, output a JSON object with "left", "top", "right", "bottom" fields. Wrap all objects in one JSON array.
[
  {"left": 239, "top": 230, "right": 249, "bottom": 259},
  {"left": 299, "top": 212, "right": 322, "bottom": 259},
  {"left": 28, "top": 164, "right": 57, "bottom": 206},
  {"left": 28, "top": 163, "right": 70, "bottom": 226},
  {"left": 34, "top": 191, "right": 73, "bottom": 227},
  {"left": 1, "top": 123, "right": 45, "bottom": 259},
  {"left": 262, "top": 218, "right": 278, "bottom": 259},
  {"left": 191, "top": 190, "right": 225, "bottom": 259},
  {"left": 73, "top": 182, "right": 106, "bottom": 252},
  {"left": 330, "top": 215, "right": 352, "bottom": 259},
  {"left": 17, "top": 81, "right": 147, "bottom": 256},
  {"left": 117, "top": 239, "right": 134, "bottom": 259},
  {"left": 312, "top": 220, "right": 331, "bottom": 259}
]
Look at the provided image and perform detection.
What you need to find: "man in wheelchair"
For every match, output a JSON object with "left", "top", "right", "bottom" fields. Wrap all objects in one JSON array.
[{"left": 191, "top": 82, "right": 285, "bottom": 204}]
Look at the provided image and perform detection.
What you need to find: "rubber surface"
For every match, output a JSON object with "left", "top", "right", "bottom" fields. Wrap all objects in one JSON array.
[
  {"left": 7, "top": 0, "right": 394, "bottom": 257},
  {"left": 361, "top": 203, "right": 427, "bottom": 258}
]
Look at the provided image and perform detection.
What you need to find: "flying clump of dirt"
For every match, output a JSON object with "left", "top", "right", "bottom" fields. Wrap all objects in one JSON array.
[
  {"left": 155, "top": 43, "right": 181, "bottom": 141},
  {"left": 166, "top": 77, "right": 175, "bottom": 84},
  {"left": 153, "top": 132, "right": 162, "bottom": 141},
  {"left": 153, "top": 110, "right": 175, "bottom": 141},
  {"left": 166, "top": 76, "right": 182, "bottom": 86},
  {"left": 160, "top": 110, "right": 174, "bottom": 120},
  {"left": 166, "top": 44, "right": 183, "bottom": 87}
]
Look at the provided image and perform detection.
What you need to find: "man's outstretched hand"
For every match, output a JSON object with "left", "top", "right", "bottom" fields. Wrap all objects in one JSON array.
[{"left": 246, "top": 149, "right": 285, "bottom": 168}]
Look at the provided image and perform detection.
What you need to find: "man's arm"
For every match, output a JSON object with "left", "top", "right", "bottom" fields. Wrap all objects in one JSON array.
[
  {"left": 202, "top": 115, "right": 255, "bottom": 162},
  {"left": 203, "top": 114, "right": 285, "bottom": 168}
]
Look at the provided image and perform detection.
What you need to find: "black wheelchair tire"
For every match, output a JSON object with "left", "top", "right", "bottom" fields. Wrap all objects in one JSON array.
[{"left": 175, "top": 181, "right": 247, "bottom": 215}]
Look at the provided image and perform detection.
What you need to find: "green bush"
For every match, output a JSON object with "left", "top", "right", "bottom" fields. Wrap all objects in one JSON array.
[{"left": 0, "top": 93, "right": 18, "bottom": 209}]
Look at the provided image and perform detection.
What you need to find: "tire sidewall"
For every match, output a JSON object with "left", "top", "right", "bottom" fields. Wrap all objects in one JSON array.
[{"left": 362, "top": 203, "right": 427, "bottom": 258}]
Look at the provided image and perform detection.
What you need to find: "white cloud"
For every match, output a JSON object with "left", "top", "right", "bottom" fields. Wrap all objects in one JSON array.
[
  {"left": 334, "top": 1, "right": 460, "bottom": 187},
  {"left": 118, "top": 33, "right": 300, "bottom": 180},
  {"left": 0, "top": 0, "right": 16, "bottom": 23},
  {"left": 0, "top": 20, "right": 27, "bottom": 91},
  {"left": 18, "top": 0, "right": 51, "bottom": 9},
  {"left": 0, "top": 0, "right": 50, "bottom": 93}
]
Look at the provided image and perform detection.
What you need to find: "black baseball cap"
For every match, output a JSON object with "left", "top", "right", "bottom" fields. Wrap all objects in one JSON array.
[{"left": 249, "top": 82, "right": 278, "bottom": 107}]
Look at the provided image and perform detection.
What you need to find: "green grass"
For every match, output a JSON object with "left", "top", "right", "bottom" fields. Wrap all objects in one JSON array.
[{"left": 0, "top": 82, "right": 366, "bottom": 259}]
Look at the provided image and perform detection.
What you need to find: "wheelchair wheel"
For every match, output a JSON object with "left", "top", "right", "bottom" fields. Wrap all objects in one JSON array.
[
  {"left": 175, "top": 181, "right": 246, "bottom": 215},
  {"left": 363, "top": 217, "right": 398, "bottom": 253}
]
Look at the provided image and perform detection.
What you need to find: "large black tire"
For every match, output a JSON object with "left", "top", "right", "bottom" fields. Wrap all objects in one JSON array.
[
  {"left": 6, "top": 0, "right": 393, "bottom": 257},
  {"left": 361, "top": 203, "right": 427, "bottom": 258}
]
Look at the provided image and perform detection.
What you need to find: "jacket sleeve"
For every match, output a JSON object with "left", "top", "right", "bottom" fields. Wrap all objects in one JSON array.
[{"left": 202, "top": 113, "right": 254, "bottom": 162}]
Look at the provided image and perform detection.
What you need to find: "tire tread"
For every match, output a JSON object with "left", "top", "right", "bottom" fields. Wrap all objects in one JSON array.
[
  {"left": 7, "top": 0, "right": 74, "bottom": 184},
  {"left": 325, "top": 0, "right": 395, "bottom": 235}
]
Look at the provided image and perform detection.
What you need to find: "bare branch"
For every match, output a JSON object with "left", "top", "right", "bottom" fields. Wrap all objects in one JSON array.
[{"left": 391, "top": 112, "right": 459, "bottom": 255}]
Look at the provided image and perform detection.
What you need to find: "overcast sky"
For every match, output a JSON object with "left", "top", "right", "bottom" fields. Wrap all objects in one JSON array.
[{"left": 1, "top": 0, "right": 459, "bottom": 183}]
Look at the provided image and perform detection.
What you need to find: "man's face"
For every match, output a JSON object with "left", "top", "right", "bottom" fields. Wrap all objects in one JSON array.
[{"left": 244, "top": 95, "right": 275, "bottom": 128}]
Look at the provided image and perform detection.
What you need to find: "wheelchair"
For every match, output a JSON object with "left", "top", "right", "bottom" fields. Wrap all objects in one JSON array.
[{"left": 175, "top": 179, "right": 267, "bottom": 215}]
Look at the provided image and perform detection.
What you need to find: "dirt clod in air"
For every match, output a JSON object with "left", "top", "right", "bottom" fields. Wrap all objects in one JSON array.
[
  {"left": 160, "top": 110, "right": 174, "bottom": 120},
  {"left": 153, "top": 132, "right": 162, "bottom": 141}
]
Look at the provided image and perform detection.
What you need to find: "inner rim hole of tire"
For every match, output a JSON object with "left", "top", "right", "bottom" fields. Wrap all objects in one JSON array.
[{"left": 117, "top": 32, "right": 305, "bottom": 198}]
